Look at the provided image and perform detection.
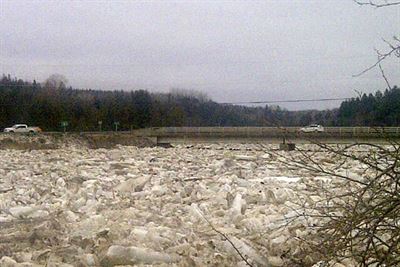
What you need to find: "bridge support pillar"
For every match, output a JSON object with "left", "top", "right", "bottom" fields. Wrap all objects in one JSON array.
[{"left": 279, "top": 143, "right": 296, "bottom": 151}]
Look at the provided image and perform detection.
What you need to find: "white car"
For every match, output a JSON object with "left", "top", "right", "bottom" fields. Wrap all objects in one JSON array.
[
  {"left": 4, "top": 124, "right": 42, "bottom": 133},
  {"left": 299, "top": 124, "right": 324, "bottom": 133}
]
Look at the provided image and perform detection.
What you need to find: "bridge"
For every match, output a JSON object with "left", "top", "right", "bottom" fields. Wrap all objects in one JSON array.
[
  {"left": 132, "top": 127, "right": 400, "bottom": 144},
  {"left": 2, "top": 127, "right": 399, "bottom": 145}
]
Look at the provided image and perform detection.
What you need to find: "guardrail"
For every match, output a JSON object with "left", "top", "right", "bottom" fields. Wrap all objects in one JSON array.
[{"left": 134, "top": 127, "right": 400, "bottom": 139}]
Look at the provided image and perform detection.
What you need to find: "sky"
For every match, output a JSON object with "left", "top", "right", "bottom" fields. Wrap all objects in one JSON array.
[{"left": 0, "top": 0, "right": 399, "bottom": 110}]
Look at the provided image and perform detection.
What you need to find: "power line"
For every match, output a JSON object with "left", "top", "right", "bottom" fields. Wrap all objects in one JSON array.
[{"left": 219, "top": 97, "right": 352, "bottom": 105}]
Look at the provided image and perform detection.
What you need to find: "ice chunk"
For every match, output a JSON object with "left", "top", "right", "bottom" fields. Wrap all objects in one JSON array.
[{"left": 100, "top": 245, "right": 179, "bottom": 266}]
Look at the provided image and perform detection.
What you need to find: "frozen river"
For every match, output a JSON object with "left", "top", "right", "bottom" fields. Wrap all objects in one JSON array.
[{"left": 0, "top": 143, "right": 363, "bottom": 266}]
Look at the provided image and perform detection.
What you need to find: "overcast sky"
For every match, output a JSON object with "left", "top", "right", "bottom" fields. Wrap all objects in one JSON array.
[{"left": 1, "top": 0, "right": 399, "bottom": 110}]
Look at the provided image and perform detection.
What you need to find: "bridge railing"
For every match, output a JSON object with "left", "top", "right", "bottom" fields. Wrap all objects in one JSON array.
[
  {"left": 139, "top": 126, "right": 400, "bottom": 138},
  {"left": 1, "top": 127, "right": 399, "bottom": 138},
  {"left": 325, "top": 127, "right": 400, "bottom": 136}
]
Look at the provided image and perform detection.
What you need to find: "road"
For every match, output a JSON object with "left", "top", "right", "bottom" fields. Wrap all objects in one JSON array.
[{"left": 134, "top": 127, "right": 400, "bottom": 144}]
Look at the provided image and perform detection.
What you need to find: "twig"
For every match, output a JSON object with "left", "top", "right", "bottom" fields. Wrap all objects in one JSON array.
[
  {"left": 183, "top": 177, "right": 213, "bottom": 182},
  {"left": 378, "top": 62, "right": 391, "bottom": 90},
  {"left": 199, "top": 212, "right": 255, "bottom": 267},
  {"left": 353, "top": 46, "right": 398, "bottom": 77},
  {"left": 354, "top": 0, "right": 400, "bottom": 8}
]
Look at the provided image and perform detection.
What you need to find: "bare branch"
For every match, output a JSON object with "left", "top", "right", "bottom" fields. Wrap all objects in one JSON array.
[
  {"left": 353, "top": 44, "right": 399, "bottom": 77},
  {"left": 354, "top": 0, "right": 400, "bottom": 8},
  {"left": 378, "top": 62, "right": 392, "bottom": 89},
  {"left": 274, "top": 142, "right": 400, "bottom": 265},
  {"left": 199, "top": 213, "right": 255, "bottom": 267}
]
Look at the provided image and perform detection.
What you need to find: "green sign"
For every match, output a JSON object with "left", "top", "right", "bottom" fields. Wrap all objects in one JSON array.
[
  {"left": 114, "top": 121, "right": 120, "bottom": 131},
  {"left": 61, "top": 121, "right": 68, "bottom": 133}
]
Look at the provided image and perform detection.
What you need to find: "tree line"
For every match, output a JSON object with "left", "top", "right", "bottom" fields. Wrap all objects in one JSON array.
[
  {"left": 338, "top": 87, "right": 400, "bottom": 126},
  {"left": 0, "top": 75, "right": 398, "bottom": 131}
]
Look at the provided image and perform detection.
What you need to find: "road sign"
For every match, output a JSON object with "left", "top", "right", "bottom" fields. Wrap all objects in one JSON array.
[{"left": 114, "top": 121, "right": 120, "bottom": 132}]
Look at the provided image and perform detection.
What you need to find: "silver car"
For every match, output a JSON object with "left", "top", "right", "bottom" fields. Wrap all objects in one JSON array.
[
  {"left": 299, "top": 124, "right": 324, "bottom": 133},
  {"left": 4, "top": 124, "right": 42, "bottom": 133}
]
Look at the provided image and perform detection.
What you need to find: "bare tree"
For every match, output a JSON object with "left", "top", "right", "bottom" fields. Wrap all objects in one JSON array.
[
  {"left": 44, "top": 74, "right": 68, "bottom": 90},
  {"left": 271, "top": 140, "right": 400, "bottom": 266},
  {"left": 169, "top": 88, "right": 210, "bottom": 102},
  {"left": 273, "top": 3, "right": 400, "bottom": 265}
]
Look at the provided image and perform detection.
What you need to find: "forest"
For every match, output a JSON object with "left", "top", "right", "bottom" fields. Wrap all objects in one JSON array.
[{"left": 0, "top": 75, "right": 399, "bottom": 131}]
